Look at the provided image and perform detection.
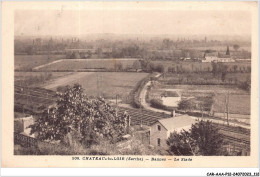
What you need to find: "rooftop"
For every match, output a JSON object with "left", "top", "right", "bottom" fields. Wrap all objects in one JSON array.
[
  {"left": 157, "top": 115, "right": 197, "bottom": 131},
  {"left": 161, "top": 91, "right": 180, "bottom": 97}
]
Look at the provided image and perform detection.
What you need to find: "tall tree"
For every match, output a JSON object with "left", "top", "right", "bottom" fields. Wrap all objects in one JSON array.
[
  {"left": 167, "top": 120, "right": 224, "bottom": 156},
  {"left": 132, "top": 60, "right": 141, "bottom": 72},
  {"left": 178, "top": 99, "right": 195, "bottom": 112},
  {"left": 233, "top": 44, "right": 240, "bottom": 51},
  {"left": 167, "top": 130, "right": 195, "bottom": 156},
  {"left": 190, "top": 120, "right": 224, "bottom": 155}
]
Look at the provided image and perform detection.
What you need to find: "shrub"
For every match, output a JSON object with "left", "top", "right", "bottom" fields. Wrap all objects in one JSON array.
[
  {"left": 178, "top": 99, "right": 196, "bottom": 112},
  {"left": 150, "top": 99, "right": 166, "bottom": 110}
]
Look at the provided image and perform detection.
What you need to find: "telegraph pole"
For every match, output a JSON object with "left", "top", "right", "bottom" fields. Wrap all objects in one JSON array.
[
  {"left": 226, "top": 92, "right": 229, "bottom": 126},
  {"left": 115, "top": 94, "right": 119, "bottom": 117},
  {"left": 139, "top": 98, "right": 143, "bottom": 128},
  {"left": 225, "top": 92, "right": 230, "bottom": 126},
  {"left": 96, "top": 73, "right": 102, "bottom": 97}
]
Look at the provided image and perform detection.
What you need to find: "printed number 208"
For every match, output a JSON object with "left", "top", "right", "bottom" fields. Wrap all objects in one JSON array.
[{"left": 72, "top": 157, "right": 80, "bottom": 160}]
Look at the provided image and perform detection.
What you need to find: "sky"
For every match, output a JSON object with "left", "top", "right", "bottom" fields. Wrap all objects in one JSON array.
[{"left": 15, "top": 10, "right": 251, "bottom": 36}]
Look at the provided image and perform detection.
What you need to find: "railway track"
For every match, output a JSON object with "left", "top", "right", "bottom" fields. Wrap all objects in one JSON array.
[
  {"left": 213, "top": 123, "right": 250, "bottom": 136},
  {"left": 15, "top": 86, "right": 57, "bottom": 114},
  {"left": 222, "top": 134, "right": 250, "bottom": 146},
  {"left": 118, "top": 107, "right": 170, "bottom": 126}
]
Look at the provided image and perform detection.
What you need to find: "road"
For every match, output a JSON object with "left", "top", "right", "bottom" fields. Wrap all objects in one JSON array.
[{"left": 139, "top": 73, "right": 172, "bottom": 115}]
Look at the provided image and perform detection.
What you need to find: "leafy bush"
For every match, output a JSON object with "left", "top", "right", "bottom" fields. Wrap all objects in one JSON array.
[
  {"left": 239, "top": 77, "right": 251, "bottom": 91},
  {"left": 29, "top": 84, "right": 129, "bottom": 147},
  {"left": 178, "top": 99, "right": 196, "bottom": 112},
  {"left": 150, "top": 99, "right": 165, "bottom": 110}
]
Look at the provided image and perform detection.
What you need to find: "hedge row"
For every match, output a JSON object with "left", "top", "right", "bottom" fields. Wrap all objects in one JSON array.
[{"left": 150, "top": 98, "right": 174, "bottom": 112}]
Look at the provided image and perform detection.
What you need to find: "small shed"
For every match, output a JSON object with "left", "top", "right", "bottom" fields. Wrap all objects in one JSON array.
[{"left": 14, "top": 116, "right": 35, "bottom": 137}]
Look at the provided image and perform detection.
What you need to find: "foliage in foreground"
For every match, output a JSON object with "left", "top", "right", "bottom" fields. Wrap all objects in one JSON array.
[
  {"left": 29, "top": 84, "right": 129, "bottom": 147},
  {"left": 167, "top": 120, "right": 225, "bottom": 156},
  {"left": 14, "top": 136, "right": 158, "bottom": 155}
]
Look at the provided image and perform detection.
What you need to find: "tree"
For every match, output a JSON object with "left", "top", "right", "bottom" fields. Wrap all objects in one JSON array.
[
  {"left": 26, "top": 46, "right": 34, "bottom": 55},
  {"left": 29, "top": 84, "right": 129, "bottom": 147},
  {"left": 162, "top": 38, "right": 173, "bottom": 49},
  {"left": 132, "top": 60, "right": 141, "bottom": 72},
  {"left": 156, "top": 64, "right": 165, "bottom": 73},
  {"left": 96, "top": 48, "right": 103, "bottom": 58},
  {"left": 140, "top": 59, "right": 151, "bottom": 72},
  {"left": 233, "top": 44, "right": 240, "bottom": 51},
  {"left": 167, "top": 120, "right": 224, "bottom": 156},
  {"left": 211, "top": 62, "right": 228, "bottom": 81},
  {"left": 178, "top": 99, "right": 195, "bottom": 112},
  {"left": 167, "top": 130, "right": 194, "bottom": 156},
  {"left": 189, "top": 120, "right": 224, "bottom": 155},
  {"left": 233, "top": 65, "right": 238, "bottom": 72},
  {"left": 219, "top": 63, "right": 228, "bottom": 82},
  {"left": 114, "top": 61, "right": 123, "bottom": 71},
  {"left": 240, "top": 77, "right": 251, "bottom": 91}
]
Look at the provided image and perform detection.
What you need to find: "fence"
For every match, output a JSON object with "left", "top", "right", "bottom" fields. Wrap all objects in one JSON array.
[{"left": 14, "top": 132, "right": 37, "bottom": 147}]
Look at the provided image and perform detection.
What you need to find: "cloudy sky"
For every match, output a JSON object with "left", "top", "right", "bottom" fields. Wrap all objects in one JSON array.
[{"left": 15, "top": 10, "right": 251, "bottom": 36}]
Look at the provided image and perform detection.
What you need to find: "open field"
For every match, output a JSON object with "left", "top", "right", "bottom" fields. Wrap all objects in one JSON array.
[
  {"left": 214, "top": 94, "right": 250, "bottom": 115},
  {"left": 43, "top": 72, "right": 149, "bottom": 100},
  {"left": 36, "top": 58, "right": 140, "bottom": 71},
  {"left": 15, "top": 72, "right": 73, "bottom": 87},
  {"left": 15, "top": 55, "right": 66, "bottom": 71}
]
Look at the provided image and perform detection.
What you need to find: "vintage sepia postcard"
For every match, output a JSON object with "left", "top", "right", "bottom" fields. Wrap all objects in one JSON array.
[{"left": 1, "top": 1, "right": 259, "bottom": 168}]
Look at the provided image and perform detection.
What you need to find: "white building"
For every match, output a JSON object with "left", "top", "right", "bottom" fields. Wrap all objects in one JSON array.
[
  {"left": 161, "top": 91, "right": 181, "bottom": 107},
  {"left": 217, "top": 57, "right": 235, "bottom": 62},
  {"left": 202, "top": 48, "right": 235, "bottom": 63},
  {"left": 14, "top": 116, "right": 35, "bottom": 137},
  {"left": 201, "top": 52, "right": 218, "bottom": 62},
  {"left": 150, "top": 115, "right": 197, "bottom": 149}
]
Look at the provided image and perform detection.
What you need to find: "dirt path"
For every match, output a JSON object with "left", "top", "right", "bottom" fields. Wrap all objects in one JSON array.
[
  {"left": 139, "top": 73, "right": 172, "bottom": 115},
  {"left": 44, "top": 72, "right": 95, "bottom": 90},
  {"left": 33, "top": 59, "right": 64, "bottom": 70}
]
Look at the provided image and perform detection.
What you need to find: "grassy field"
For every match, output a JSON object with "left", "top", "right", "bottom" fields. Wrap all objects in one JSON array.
[
  {"left": 15, "top": 55, "right": 66, "bottom": 71},
  {"left": 15, "top": 72, "right": 73, "bottom": 87},
  {"left": 43, "top": 72, "right": 149, "bottom": 100},
  {"left": 36, "top": 58, "right": 140, "bottom": 71},
  {"left": 214, "top": 93, "right": 250, "bottom": 115}
]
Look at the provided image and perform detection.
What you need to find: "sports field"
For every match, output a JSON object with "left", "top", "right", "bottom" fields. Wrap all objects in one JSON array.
[{"left": 43, "top": 72, "right": 149, "bottom": 100}]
